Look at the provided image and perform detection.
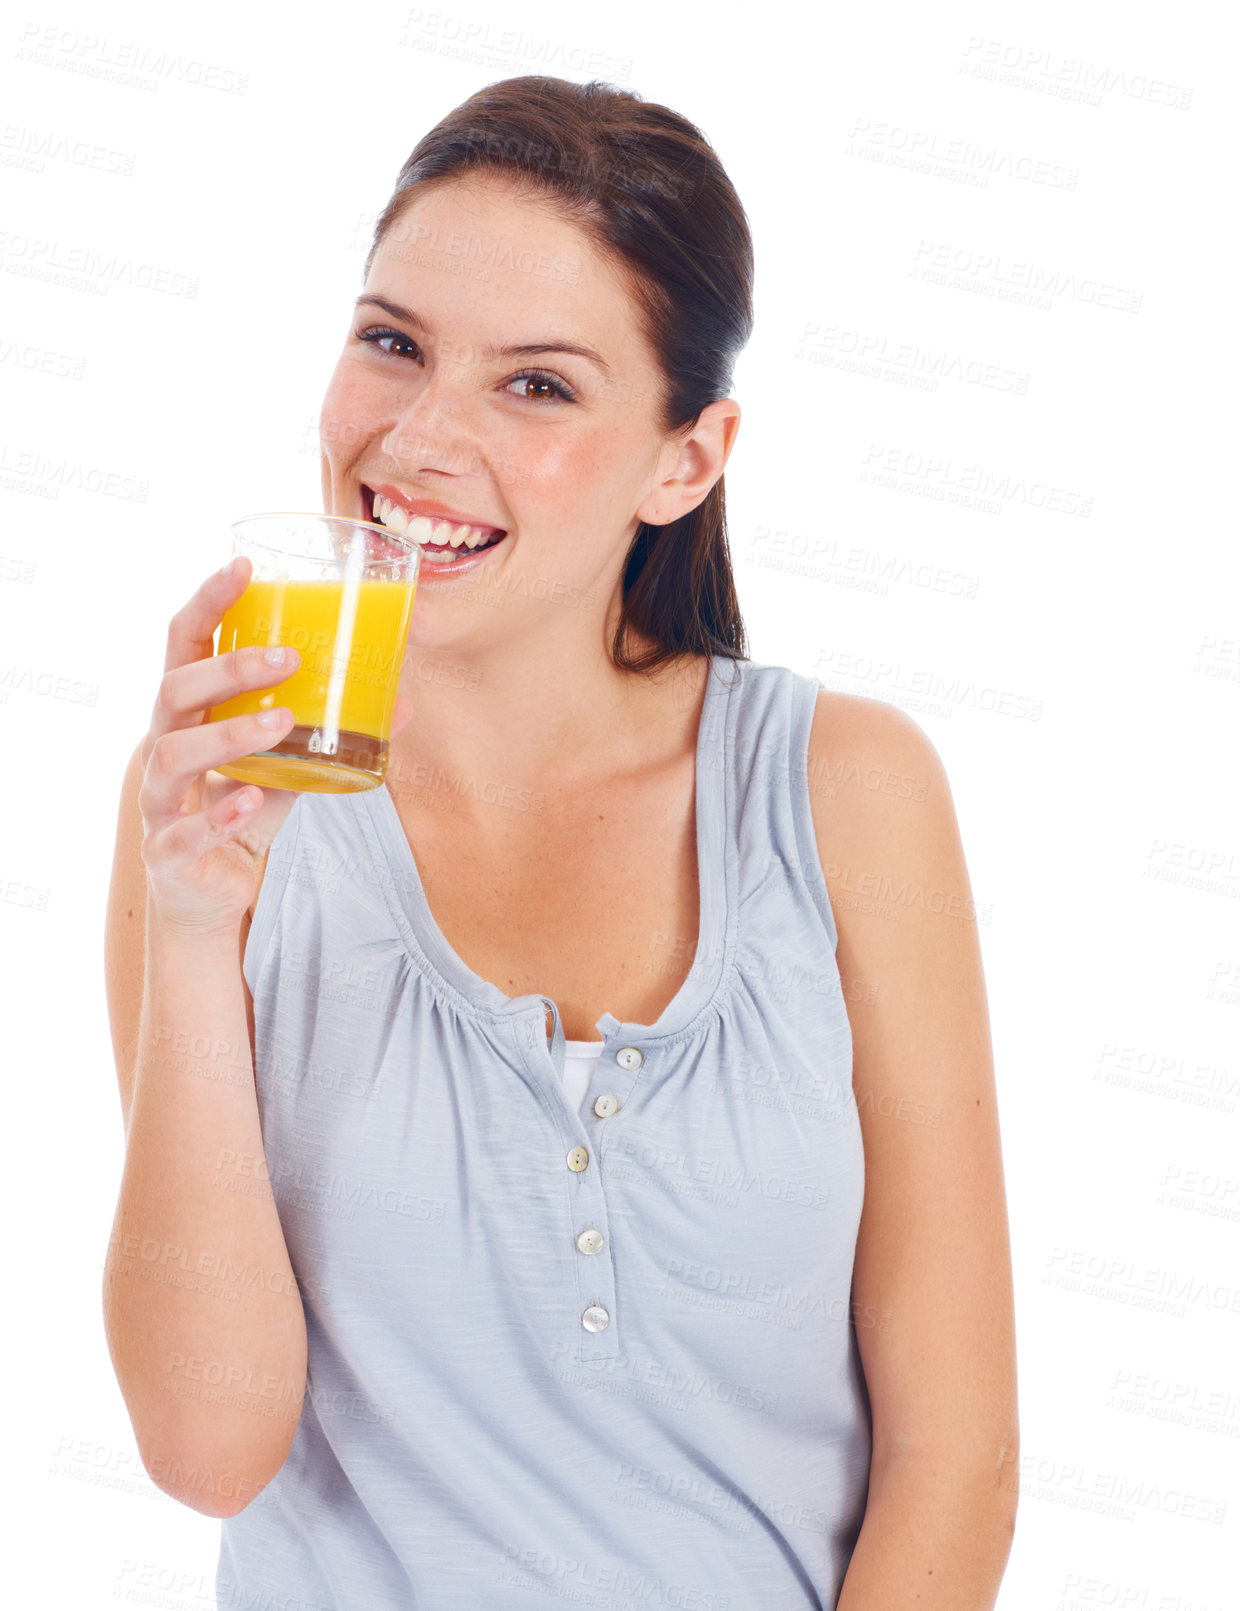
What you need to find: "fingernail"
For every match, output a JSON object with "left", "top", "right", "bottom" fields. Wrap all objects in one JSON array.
[
  {"left": 264, "top": 646, "right": 287, "bottom": 666},
  {"left": 257, "top": 707, "right": 286, "bottom": 728},
  {"left": 219, "top": 556, "right": 238, "bottom": 579}
]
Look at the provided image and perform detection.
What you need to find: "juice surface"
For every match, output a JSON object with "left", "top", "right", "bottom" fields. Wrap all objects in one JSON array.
[{"left": 210, "top": 577, "right": 416, "bottom": 740}]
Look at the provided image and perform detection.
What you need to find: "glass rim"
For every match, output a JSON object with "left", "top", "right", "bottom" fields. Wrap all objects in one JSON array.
[{"left": 231, "top": 509, "right": 419, "bottom": 567}]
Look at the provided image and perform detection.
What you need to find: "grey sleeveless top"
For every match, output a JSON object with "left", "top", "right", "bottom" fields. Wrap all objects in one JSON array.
[{"left": 217, "top": 653, "right": 872, "bottom": 1610}]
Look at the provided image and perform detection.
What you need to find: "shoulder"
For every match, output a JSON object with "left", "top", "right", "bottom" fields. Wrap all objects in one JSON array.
[
  {"left": 804, "top": 686, "right": 974, "bottom": 937},
  {"left": 806, "top": 684, "right": 954, "bottom": 836},
  {"left": 807, "top": 682, "right": 942, "bottom": 774}
]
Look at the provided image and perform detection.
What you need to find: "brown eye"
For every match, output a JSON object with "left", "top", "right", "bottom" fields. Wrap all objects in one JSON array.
[
  {"left": 358, "top": 327, "right": 420, "bottom": 359},
  {"left": 505, "top": 369, "right": 576, "bottom": 404}
]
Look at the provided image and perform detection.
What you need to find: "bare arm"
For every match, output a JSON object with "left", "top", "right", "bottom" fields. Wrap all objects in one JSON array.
[
  {"left": 102, "top": 880, "right": 306, "bottom": 1518},
  {"left": 807, "top": 692, "right": 1019, "bottom": 1605},
  {"left": 101, "top": 560, "right": 308, "bottom": 1519}
]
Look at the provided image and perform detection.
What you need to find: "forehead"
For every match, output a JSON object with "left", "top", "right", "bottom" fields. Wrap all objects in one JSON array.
[{"left": 367, "top": 175, "right": 647, "bottom": 356}]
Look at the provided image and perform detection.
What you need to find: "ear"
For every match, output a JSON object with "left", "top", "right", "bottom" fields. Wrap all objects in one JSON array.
[{"left": 635, "top": 398, "right": 742, "bottom": 528}]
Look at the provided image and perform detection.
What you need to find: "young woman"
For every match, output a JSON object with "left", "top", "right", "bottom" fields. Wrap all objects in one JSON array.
[{"left": 104, "top": 75, "right": 1018, "bottom": 1610}]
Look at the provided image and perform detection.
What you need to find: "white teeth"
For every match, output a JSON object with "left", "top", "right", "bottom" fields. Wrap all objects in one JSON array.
[
  {"left": 378, "top": 500, "right": 410, "bottom": 535},
  {"left": 371, "top": 492, "right": 500, "bottom": 550},
  {"left": 407, "top": 514, "right": 454, "bottom": 547}
]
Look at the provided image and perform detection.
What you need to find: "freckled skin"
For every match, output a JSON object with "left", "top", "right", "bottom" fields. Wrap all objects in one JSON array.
[
  {"left": 315, "top": 171, "right": 736, "bottom": 684},
  {"left": 290, "top": 170, "right": 742, "bottom": 1041}
]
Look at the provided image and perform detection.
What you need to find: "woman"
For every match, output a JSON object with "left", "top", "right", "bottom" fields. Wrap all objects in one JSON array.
[{"left": 104, "top": 75, "right": 1018, "bottom": 1609}]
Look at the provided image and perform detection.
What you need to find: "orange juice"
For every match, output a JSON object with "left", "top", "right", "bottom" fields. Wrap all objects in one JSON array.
[{"left": 209, "top": 575, "right": 416, "bottom": 793}]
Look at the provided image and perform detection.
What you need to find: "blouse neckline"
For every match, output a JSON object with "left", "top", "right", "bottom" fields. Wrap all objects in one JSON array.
[{"left": 358, "top": 652, "right": 739, "bottom": 1044}]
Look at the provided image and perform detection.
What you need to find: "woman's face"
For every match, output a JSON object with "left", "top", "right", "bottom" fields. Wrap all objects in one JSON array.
[{"left": 318, "top": 173, "right": 689, "bottom": 648}]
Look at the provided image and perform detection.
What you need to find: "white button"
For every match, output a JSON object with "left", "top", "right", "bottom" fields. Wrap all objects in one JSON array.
[
  {"left": 593, "top": 1092, "right": 620, "bottom": 1118},
  {"left": 582, "top": 1305, "right": 610, "bottom": 1332},
  {"left": 566, "top": 1146, "right": 589, "bottom": 1172},
  {"left": 576, "top": 1229, "right": 605, "bottom": 1255},
  {"left": 615, "top": 1046, "right": 643, "bottom": 1071}
]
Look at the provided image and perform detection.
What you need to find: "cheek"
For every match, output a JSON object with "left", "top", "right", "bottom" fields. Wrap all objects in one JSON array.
[
  {"left": 511, "top": 425, "right": 637, "bottom": 512},
  {"left": 318, "top": 361, "right": 386, "bottom": 462},
  {"left": 521, "top": 450, "right": 607, "bottom": 528}
]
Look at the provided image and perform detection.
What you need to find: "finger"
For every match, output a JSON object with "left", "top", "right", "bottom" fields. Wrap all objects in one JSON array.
[
  {"left": 148, "top": 641, "right": 301, "bottom": 745},
  {"left": 147, "top": 779, "right": 266, "bottom": 880},
  {"left": 139, "top": 706, "right": 295, "bottom": 829},
  {"left": 162, "top": 553, "right": 253, "bottom": 678}
]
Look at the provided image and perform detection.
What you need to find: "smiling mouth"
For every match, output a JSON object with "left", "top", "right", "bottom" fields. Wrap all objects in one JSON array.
[{"left": 361, "top": 484, "right": 510, "bottom": 568}]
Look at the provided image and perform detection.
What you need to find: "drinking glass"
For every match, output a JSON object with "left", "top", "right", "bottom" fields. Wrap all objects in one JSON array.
[{"left": 208, "top": 511, "right": 420, "bottom": 793}]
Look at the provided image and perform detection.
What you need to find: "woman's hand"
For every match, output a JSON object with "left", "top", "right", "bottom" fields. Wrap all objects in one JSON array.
[{"left": 137, "top": 555, "right": 413, "bottom": 938}]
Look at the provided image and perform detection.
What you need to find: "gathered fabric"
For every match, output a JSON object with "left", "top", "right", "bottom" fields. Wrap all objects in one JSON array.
[{"left": 218, "top": 653, "right": 872, "bottom": 1611}]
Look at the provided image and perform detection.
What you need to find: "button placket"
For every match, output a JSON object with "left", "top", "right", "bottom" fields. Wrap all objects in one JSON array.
[
  {"left": 584, "top": 1037, "right": 642, "bottom": 1126},
  {"left": 538, "top": 1012, "right": 661, "bottom": 1361},
  {"left": 567, "top": 1034, "right": 656, "bottom": 1358},
  {"left": 565, "top": 1123, "right": 619, "bottom": 1357},
  {"left": 532, "top": 1000, "right": 620, "bottom": 1360}
]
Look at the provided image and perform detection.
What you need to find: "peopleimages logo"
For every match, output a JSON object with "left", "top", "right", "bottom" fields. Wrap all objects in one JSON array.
[
  {"left": 0, "top": 663, "right": 99, "bottom": 706},
  {"left": 797, "top": 321, "right": 1030, "bottom": 394},
  {"left": 0, "top": 123, "right": 136, "bottom": 175},
  {"left": 959, "top": 35, "right": 1193, "bottom": 110},
  {"left": 860, "top": 445, "right": 1092, "bottom": 517},
  {"left": 0, "top": 442, "right": 148, "bottom": 500},
  {"left": 844, "top": 117, "right": 1079, "bottom": 190},
  {"left": 380, "top": 215, "right": 580, "bottom": 285},
  {"left": 15, "top": 23, "right": 250, "bottom": 94},
  {"left": 814, "top": 651, "right": 1043, "bottom": 724},
  {"left": 497, "top": 1545, "right": 730, "bottom": 1610},
  {"left": 0, "top": 230, "right": 198, "bottom": 296},
  {"left": 912, "top": 239, "right": 1142, "bottom": 315},
  {"left": 397, "top": 14, "right": 632, "bottom": 84},
  {"left": 0, "top": 336, "right": 86, "bottom": 379}
]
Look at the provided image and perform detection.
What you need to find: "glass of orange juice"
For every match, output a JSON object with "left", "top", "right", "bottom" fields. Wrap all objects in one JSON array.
[{"left": 208, "top": 512, "right": 420, "bottom": 793}]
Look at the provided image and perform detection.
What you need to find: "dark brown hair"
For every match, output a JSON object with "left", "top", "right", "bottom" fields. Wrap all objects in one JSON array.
[{"left": 365, "top": 75, "right": 753, "bottom": 676}]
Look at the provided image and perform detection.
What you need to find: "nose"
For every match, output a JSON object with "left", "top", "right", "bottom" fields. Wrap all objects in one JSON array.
[{"left": 379, "top": 370, "right": 482, "bottom": 481}]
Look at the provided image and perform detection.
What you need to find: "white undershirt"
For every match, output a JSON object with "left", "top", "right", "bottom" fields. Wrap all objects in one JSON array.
[{"left": 562, "top": 1038, "right": 606, "bottom": 1113}]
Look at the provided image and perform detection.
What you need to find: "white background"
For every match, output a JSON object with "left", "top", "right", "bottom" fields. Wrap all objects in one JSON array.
[{"left": 1, "top": 0, "right": 1236, "bottom": 1605}]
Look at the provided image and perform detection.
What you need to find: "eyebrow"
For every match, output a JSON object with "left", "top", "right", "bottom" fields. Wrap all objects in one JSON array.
[{"left": 354, "top": 294, "right": 615, "bottom": 380}]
